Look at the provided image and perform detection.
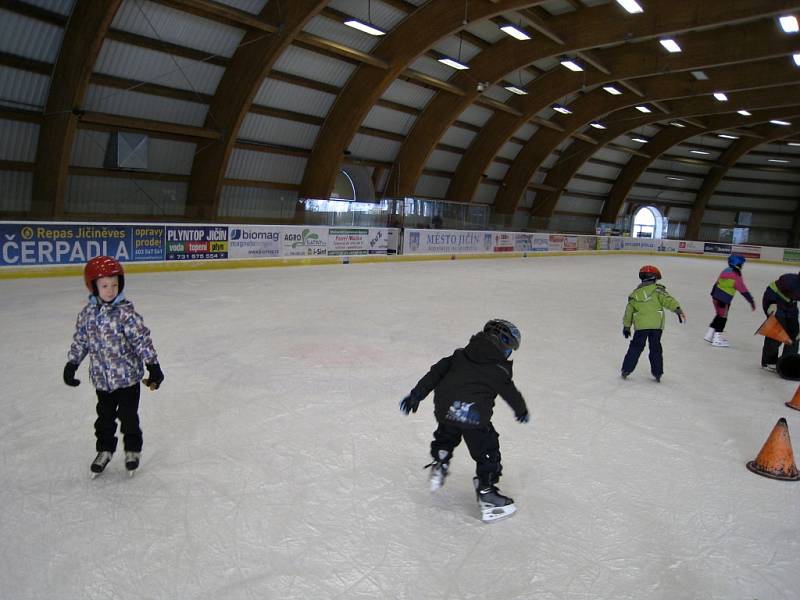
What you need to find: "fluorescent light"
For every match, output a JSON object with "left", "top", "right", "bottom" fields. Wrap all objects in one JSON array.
[
  {"left": 794, "top": 53, "right": 800, "bottom": 66},
  {"left": 635, "top": 105, "right": 652, "bottom": 113},
  {"left": 770, "top": 119, "right": 792, "bottom": 126},
  {"left": 690, "top": 150, "right": 711, "bottom": 155},
  {"left": 438, "top": 57, "right": 469, "bottom": 70},
  {"left": 560, "top": 59, "right": 583, "bottom": 72},
  {"left": 499, "top": 24, "right": 531, "bottom": 40},
  {"left": 504, "top": 85, "right": 527, "bottom": 95},
  {"left": 631, "top": 137, "right": 649, "bottom": 143},
  {"left": 737, "top": 110, "right": 751, "bottom": 116},
  {"left": 718, "top": 134, "right": 739, "bottom": 140},
  {"left": 768, "top": 158, "right": 790, "bottom": 163},
  {"left": 590, "top": 122, "right": 606, "bottom": 129},
  {"left": 660, "top": 39, "right": 682, "bottom": 53},
  {"left": 691, "top": 70, "right": 708, "bottom": 80},
  {"left": 615, "top": 0, "right": 643, "bottom": 14},
  {"left": 343, "top": 19, "right": 385, "bottom": 36},
  {"left": 665, "top": 176, "right": 685, "bottom": 181},
  {"left": 779, "top": 15, "right": 799, "bottom": 33},
  {"left": 713, "top": 92, "right": 728, "bottom": 101},
  {"left": 603, "top": 85, "right": 622, "bottom": 95},
  {"left": 552, "top": 104, "right": 572, "bottom": 115},
  {"left": 670, "top": 121, "right": 686, "bottom": 128},
  {"left": 788, "top": 142, "right": 800, "bottom": 146}
]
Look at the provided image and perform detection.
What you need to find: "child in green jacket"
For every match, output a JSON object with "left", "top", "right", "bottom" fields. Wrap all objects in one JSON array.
[{"left": 621, "top": 265, "right": 685, "bottom": 382}]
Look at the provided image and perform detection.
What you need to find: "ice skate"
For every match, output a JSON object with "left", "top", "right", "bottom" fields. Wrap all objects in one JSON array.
[
  {"left": 762, "top": 363, "right": 777, "bottom": 373},
  {"left": 621, "top": 371, "right": 630, "bottom": 380},
  {"left": 711, "top": 332, "right": 729, "bottom": 347},
  {"left": 704, "top": 327, "right": 715, "bottom": 343},
  {"left": 125, "top": 451, "right": 141, "bottom": 476},
  {"left": 90, "top": 451, "right": 112, "bottom": 477},
  {"left": 473, "top": 477, "right": 516, "bottom": 523},
  {"left": 424, "top": 450, "right": 450, "bottom": 492}
]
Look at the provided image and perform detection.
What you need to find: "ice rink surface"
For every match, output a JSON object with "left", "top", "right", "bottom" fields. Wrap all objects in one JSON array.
[{"left": 2, "top": 253, "right": 800, "bottom": 600}]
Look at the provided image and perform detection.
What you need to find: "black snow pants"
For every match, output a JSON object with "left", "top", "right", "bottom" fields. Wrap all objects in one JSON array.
[
  {"left": 762, "top": 314, "right": 799, "bottom": 367},
  {"left": 430, "top": 421, "right": 502, "bottom": 487},
  {"left": 94, "top": 383, "right": 142, "bottom": 453}
]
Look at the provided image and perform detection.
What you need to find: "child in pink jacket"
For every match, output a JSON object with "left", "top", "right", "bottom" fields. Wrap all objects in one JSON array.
[{"left": 705, "top": 254, "right": 755, "bottom": 347}]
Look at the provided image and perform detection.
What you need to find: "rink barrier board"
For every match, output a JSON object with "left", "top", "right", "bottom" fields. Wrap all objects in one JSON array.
[{"left": 0, "top": 249, "right": 795, "bottom": 281}]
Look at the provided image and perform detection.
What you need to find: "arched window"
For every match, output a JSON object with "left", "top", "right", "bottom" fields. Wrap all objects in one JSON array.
[
  {"left": 331, "top": 170, "right": 356, "bottom": 201},
  {"left": 632, "top": 206, "right": 666, "bottom": 239}
]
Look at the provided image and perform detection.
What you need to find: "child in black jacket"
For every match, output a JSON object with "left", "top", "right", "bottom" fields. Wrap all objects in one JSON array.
[{"left": 400, "top": 319, "right": 528, "bottom": 522}]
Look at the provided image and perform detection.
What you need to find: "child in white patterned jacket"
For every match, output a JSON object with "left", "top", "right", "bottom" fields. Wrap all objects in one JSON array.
[{"left": 63, "top": 256, "right": 164, "bottom": 476}]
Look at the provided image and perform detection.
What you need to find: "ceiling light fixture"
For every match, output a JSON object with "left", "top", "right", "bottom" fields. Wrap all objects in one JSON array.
[
  {"left": 552, "top": 104, "right": 573, "bottom": 115},
  {"left": 737, "top": 110, "right": 752, "bottom": 116},
  {"left": 718, "top": 134, "right": 739, "bottom": 140},
  {"left": 635, "top": 105, "right": 652, "bottom": 113},
  {"left": 691, "top": 71, "right": 709, "bottom": 80},
  {"left": 560, "top": 59, "right": 584, "bottom": 72},
  {"left": 670, "top": 121, "right": 686, "bottom": 128},
  {"left": 788, "top": 142, "right": 800, "bottom": 146},
  {"left": 770, "top": 119, "right": 792, "bottom": 126},
  {"left": 768, "top": 158, "right": 790, "bottom": 163},
  {"left": 690, "top": 150, "right": 711, "bottom": 155},
  {"left": 499, "top": 24, "right": 531, "bottom": 40},
  {"left": 794, "top": 53, "right": 800, "bottom": 66},
  {"left": 665, "top": 176, "right": 685, "bottom": 181},
  {"left": 713, "top": 92, "right": 728, "bottom": 101},
  {"left": 615, "top": 0, "right": 644, "bottom": 14},
  {"left": 438, "top": 57, "right": 469, "bottom": 70},
  {"left": 603, "top": 85, "right": 622, "bottom": 95},
  {"left": 343, "top": 19, "right": 385, "bottom": 36},
  {"left": 660, "top": 39, "right": 682, "bottom": 53},
  {"left": 631, "top": 137, "right": 649, "bottom": 143},
  {"left": 779, "top": 15, "right": 799, "bottom": 33},
  {"left": 505, "top": 85, "right": 528, "bottom": 95},
  {"left": 590, "top": 122, "right": 607, "bottom": 129}
]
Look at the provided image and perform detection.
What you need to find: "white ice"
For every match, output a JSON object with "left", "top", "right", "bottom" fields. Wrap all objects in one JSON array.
[{"left": 2, "top": 253, "right": 800, "bottom": 600}]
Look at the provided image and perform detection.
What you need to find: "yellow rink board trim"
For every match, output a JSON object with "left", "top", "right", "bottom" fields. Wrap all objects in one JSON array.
[{"left": 0, "top": 250, "right": 789, "bottom": 281}]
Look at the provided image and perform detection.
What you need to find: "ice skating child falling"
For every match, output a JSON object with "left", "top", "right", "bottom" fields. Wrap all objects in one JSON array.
[
  {"left": 399, "top": 319, "right": 529, "bottom": 522},
  {"left": 62, "top": 256, "right": 164, "bottom": 477},
  {"left": 621, "top": 266, "right": 685, "bottom": 382},
  {"left": 704, "top": 254, "right": 755, "bottom": 347},
  {"left": 760, "top": 272, "right": 800, "bottom": 372}
]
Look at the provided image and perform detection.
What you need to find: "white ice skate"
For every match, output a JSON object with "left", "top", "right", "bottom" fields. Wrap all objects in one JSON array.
[
  {"left": 704, "top": 327, "right": 715, "bottom": 343},
  {"left": 426, "top": 450, "right": 449, "bottom": 492},
  {"left": 90, "top": 451, "right": 113, "bottom": 478},
  {"left": 711, "top": 332, "right": 730, "bottom": 347},
  {"left": 125, "top": 451, "right": 141, "bottom": 477},
  {"left": 473, "top": 477, "right": 517, "bottom": 523}
]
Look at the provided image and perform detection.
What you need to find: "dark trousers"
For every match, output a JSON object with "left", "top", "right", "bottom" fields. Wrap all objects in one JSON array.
[
  {"left": 94, "top": 383, "right": 142, "bottom": 453},
  {"left": 431, "top": 421, "right": 502, "bottom": 487},
  {"left": 710, "top": 299, "right": 729, "bottom": 332},
  {"left": 622, "top": 329, "right": 663, "bottom": 377},
  {"left": 762, "top": 314, "right": 799, "bottom": 367}
]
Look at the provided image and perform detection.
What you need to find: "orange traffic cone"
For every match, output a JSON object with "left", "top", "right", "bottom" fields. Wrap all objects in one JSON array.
[
  {"left": 786, "top": 385, "right": 800, "bottom": 411},
  {"left": 755, "top": 315, "right": 792, "bottom": 344},
  {"left": 746, "top": 418, "right": 800, "bottom": 481}
]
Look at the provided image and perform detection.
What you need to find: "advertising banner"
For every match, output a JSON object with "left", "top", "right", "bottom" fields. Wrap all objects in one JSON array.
[
  {"left": 577, "top": 236, "right": 597, "bottom": 251},
  {"left": 228, "top": 225, "right": 282, "bottom": 259},
  {"left": 732, "top": 244, "right": 761, "bottom": 259},
  {"left": 0, "top": 223, "right": 134, "bottom": 266},
  {"left": 493, "top": 232, "right": 515, "bottom": 252},
  {"left": 366, "top": 228, "right": 389, "bottom": 255},
  {"left": 404, "top": 229, "right": 493, "bottom": 254},
  {"left": 783, "top": 249, "right": 800, "bottom": 262},
  {"left": 281, "top": 227, "right": 328, "bottom": 257},
  {"left": 563, "top": 236, "right": 578, "bottom": 251},
  {"left": 166, "top": 226, "right": 228, "bottom": 261},
  {"left": 132, "top": 226, "right": 165, "bottom": 261},
  {"left": 703, "top": 242, "right": 731, "bottom": 256},
  {"left": 678, "top": 240, "right": 705, "bottom": 254},
  {"left": 548, "top": 234, "right": 565, "bottom": 252}
]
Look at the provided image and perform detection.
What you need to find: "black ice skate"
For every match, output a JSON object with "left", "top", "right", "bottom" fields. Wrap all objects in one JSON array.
[
  {"left": 473, "top": 477, "right": 516, "bottom": 522},
  {"left": 90, "top": 451, "right": 113, "bottom": 477},
  {"left": 424, "top": 450, "right": 450, "bottom": 492},
  {"left": 125, "top": 451, "right": 141, "bottom": 476}
]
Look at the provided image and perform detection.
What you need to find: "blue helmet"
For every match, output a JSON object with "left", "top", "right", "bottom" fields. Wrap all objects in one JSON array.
[
  {"left": 484, "top": 319, "right": 521, "bottom": 352},
  {"left": 728, "top": 254, "right": 746, "bottom": 268}
]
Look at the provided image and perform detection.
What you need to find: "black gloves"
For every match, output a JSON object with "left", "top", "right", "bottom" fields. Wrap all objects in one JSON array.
[
  {"left": 63, "top": 362, "right": 80, "bottom": 387},
  {"left": 400, "top": 394, "right": 420, "bottom": 415},
  {"left": 516, "top": 411, "right": 529, "bottom": 424},
  {"left": 622, "top": 327, "right": 631, "bottom": 339},
  {"left": 143, "top": 363, "right": 164, "bottom": 390},
  {"left": 676, "top": 308, "right": 685, "bottom": 323}
]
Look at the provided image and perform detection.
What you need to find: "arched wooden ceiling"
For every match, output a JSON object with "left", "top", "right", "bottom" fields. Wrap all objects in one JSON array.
[{"left": 3, "top": 0, "right": 799, "bottom": 235}]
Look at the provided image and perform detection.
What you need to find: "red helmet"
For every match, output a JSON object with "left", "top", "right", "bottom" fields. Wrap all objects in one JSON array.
[
  {"left": 84, "top": 256, "right": 124, "bottom": 294},
  {"left": 639, "top": 265, "right": 661, "bottom": 281}
]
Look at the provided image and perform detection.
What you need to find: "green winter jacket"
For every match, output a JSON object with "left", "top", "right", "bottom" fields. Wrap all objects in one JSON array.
[{"left": 623, "top": 283, "right": 682, "bottom": 331}]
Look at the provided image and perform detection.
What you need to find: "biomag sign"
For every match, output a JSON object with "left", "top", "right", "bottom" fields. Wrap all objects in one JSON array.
[
  {"left": 166, "top": 226, "right": 228, "bottom": 261},
  {"left": 228, "top": 227, "right": 281, "bottom": 258},
  {"left": 0, "top": 223, "right": 133, "bottom": 266}
]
